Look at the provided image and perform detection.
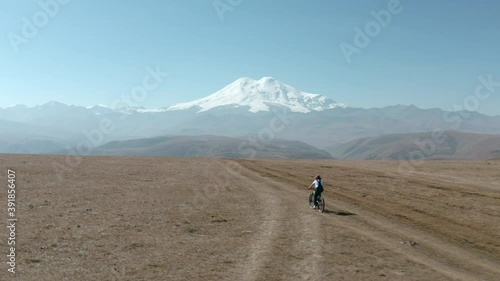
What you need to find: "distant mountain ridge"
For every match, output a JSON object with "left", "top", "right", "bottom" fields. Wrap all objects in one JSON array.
[
  {"left": 328, "top": 131, "right": 500, "bottom": 160},
  {"left": 73, "top": 135, "right": 334, "bottom": 159},
  {"left": 1, "top": 101, "right": 500, "bottom": 155}
]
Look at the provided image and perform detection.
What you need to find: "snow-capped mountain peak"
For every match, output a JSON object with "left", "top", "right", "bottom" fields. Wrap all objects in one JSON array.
[
  {"left": 37, "top": 100, "right": 68, "bottom": 108},
  {"left": 167, "top": 77, "right": 347, "bottom": 113},
  {"left": 87, "top": 104, "right": 115, "bottom": 115}
]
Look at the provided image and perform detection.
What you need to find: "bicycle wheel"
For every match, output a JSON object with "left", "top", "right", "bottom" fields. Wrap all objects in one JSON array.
[
  {"left": 308, "top": 193, "right": 314, "bottom": 208},
  {"left": 318, "top": 197, "right": 325, "bottom": 213}
]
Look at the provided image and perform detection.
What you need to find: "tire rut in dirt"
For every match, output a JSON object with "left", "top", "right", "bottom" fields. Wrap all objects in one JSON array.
[
  {"left": 225, "top": 160, "right": 325, "bottom": 280},
  {"left": 293, "top": 212, "right": 323, "bottom": 281},
  {"left": 223, "top": 160, "right": 285, "bottom": 281}
]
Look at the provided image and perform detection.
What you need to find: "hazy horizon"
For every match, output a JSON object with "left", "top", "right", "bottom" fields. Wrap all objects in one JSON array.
[{"left": 2, "top": 97, "right": 500, "bottom": 118}]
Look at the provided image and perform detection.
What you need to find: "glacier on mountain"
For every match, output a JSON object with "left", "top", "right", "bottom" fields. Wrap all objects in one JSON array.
[{"left": 167, "top": 77, "right": 347, "bottom": 113}]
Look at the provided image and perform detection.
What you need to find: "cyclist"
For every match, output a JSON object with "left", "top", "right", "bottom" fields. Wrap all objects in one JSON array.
[{"left": 307, "top": 175, "right": 323, "bottom": 209}]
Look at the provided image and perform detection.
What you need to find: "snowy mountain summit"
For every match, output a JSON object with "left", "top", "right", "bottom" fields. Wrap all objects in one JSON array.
[{"left": 167, "top": 77, "right": 347, "bottom": 113}]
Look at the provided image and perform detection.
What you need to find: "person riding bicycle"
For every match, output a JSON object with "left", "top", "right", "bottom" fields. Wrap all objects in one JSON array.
[{"left": 307, "top": 175, "right": 324, "bottom": 209}]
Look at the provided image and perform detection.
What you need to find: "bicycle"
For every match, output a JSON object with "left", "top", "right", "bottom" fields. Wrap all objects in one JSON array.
[{"left": 308, "top": 190, "right": 325, "bottom": 213}]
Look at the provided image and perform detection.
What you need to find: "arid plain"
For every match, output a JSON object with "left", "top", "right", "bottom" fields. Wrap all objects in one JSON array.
[{"left": 1, "top": 154, "right": 499, "bottom": 281}]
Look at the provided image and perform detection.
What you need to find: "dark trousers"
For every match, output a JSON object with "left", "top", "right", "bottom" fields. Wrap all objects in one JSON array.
[{"left": 314, "top": 186, "right": 324, "bottom": 206}]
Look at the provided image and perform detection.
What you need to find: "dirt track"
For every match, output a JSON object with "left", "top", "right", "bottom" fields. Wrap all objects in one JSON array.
[{"left": 1, "top": 155, "right": 499, "bottom": 280}]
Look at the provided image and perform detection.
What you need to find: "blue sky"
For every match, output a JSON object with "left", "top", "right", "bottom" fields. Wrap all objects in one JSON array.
[{"left": 1, "top": 0, "right": 499, "bottom": 115}]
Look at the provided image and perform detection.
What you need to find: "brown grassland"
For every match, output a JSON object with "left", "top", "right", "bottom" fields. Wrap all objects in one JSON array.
[{"left": 1, "top": 154, "right": 499, "bottom": 280}]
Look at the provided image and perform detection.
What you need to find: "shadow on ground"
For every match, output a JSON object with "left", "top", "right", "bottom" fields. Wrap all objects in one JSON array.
[{"left": 323, "top": 209, "right": 356, "bottom": 216}]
